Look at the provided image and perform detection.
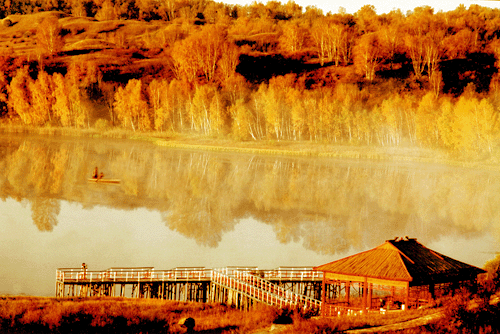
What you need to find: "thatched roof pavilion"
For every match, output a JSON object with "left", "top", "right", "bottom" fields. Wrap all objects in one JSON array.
[{"left": 314, "top": 237, "right": 485, "bottom": 316}]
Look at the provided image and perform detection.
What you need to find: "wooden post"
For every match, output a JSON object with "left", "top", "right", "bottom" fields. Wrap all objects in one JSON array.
[
  {"left": 346, "top": 281, "right": 350, "bottom": 305},
  {"left": 321, "top": 273, "right": 326, "bottom": 316},
  {"left": 390, "top": 285, "right": 395, "bottom": 310},
  {"left": 362, "top": 277, "right": 368, "bottom": 311},
  {"left": 405, "top": 281, "right": 409, "bottom": 310},
  {"left": 368, "top": 283, "right": 372, "bottom": 309}
]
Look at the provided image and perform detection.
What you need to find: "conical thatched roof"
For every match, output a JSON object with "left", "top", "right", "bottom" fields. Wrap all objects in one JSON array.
[{"left": 314, "top": 238, "right": 485, "bottom": 286}]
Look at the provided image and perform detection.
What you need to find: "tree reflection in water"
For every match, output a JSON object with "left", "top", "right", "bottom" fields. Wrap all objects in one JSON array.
[{"left": 1, "top": 134, "right": 499, "bottom": 254}]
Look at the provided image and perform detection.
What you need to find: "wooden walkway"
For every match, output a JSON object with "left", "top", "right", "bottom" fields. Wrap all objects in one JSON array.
[{"left": 56, "top": 266, "right": 323, "bottom": 311}]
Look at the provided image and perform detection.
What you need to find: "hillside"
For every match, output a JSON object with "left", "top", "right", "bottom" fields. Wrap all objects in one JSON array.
[
  {"left": 1, "top": 2, "right": 500, "bottom": 157},
  {"left": 0, "top": 11, "right": 171, "bottom": 82}
]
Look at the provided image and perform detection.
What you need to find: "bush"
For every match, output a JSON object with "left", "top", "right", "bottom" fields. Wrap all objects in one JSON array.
[
  {"left": 435, "top": 283, "right": 500, "bottom": 334},
  {"left": 2, "top": 19, "right": 12, "bottom": 28},
  {"left": 94, "top": 118, "right": 110, "bottom": 131}
]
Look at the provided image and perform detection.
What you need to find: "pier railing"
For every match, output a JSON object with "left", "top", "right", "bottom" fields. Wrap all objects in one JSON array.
[
  {"left": 56, "top": 267, "right": 213, "bottom": 283},
  {"left": 264, "top": 267, "right": 323, "bottom": 281},
  {"left": 56, "top": 266, "right": 323, "bottom": 284}
]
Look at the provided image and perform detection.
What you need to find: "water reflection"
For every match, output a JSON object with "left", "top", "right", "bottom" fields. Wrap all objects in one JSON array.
[{"left": 1, "top": 134, "right": 499, "bottom": 256}]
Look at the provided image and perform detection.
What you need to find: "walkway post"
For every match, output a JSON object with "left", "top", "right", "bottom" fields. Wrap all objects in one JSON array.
[
  {"left": 405, "top": 281, "right": 409, "bottom": 310},
  {"left": 362, "top": 277, "right": 368, "bottom": 311},
  {"left": 321, "top": 273, "right": 326, "bottom": 316}
]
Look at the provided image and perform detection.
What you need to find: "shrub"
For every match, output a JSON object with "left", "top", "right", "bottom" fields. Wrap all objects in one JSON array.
[{"left": 94, "top": 118, "right": 110, "bottom": 131}]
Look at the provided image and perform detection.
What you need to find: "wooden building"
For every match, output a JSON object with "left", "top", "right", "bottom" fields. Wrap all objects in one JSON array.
[{"left": 314, "top": 237, "right": 486, "bottom": 316}]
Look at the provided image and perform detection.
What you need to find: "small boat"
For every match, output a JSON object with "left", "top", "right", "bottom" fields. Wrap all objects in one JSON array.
[{"left": 88, "top": 178, "right": 121, "bottom": 184}]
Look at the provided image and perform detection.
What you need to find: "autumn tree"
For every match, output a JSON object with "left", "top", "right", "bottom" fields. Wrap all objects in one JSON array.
[
  {"left": 166, "top": 78, "right": 193, "bottom": 131},
  {"left": 171, "top": 32, "right": 202, "bottom": 82},
  {"left": 429, "top": 70, "right": 443, "bottom": 98},
  {"left": 95, "top": 0, "right": 117, "bottom": 20},
  {"left": 255, "top": 83, "right": 282, "bottom": 140},
  {"left": 188, "top": 84, "right": 227, "bottom": 135},
  {"left": 208, "top": 89, "right": 226, "bottom": 135},
  {"left": 217, "top": 42, "right": 240, "bottom": 84},
  {"left": 171, "top": 25, "right": 235, "bottom": 83},
  {"left": 197, "top": 25, "right": 228, "bottom": 82},
  {"left": 442, "top": 96, "right": 499, "bottom": 152},
  {"left": 7, "top": 67, "right": 32, "bottom": 124},
  {"left": 311, "top": 16, "right": 351, "bottom": 66},
  {"left": 423, "top": 30, "right": 444, "bottom": 78},
  {"left": 310, "top": 18, "right": 328, "bottom": 66},
  {"left": 404, "top": 33, "right": 426, "bottom": 78},
  {"left": 136, "top": 0, "right": 157, "bottom": 20},
  {"left": 63, "top": 63, "right": 101, "bottom": 128},
  {"left": 288, "top": 88, "right": 306, "bottom": 140},
  {"left": 374, "top": 94, "right": 406, "bottom": 146},
  {"left": 326, "top": 22, "right": 348, "bottom": 66},
  {"left": 36, "top": 16, "right": 64, "bottom": 57},
  {"left": 148, "top": 79, "right": 172, "bottom": 132},
  {"left": 158, "top": 0, "right": 178, "bottom": 21},
  {"left": 279, "top": 20, "right": 307, "bottom": 53},
  {"left": 404, "top": 6, "right": 444, "bottom": 79},
  {"left": 379, "top": 11, "right": 404, "bottom": 68},
  {"left": 190, "top": 84, "right": 215, "bottom": 133},
  {"left": 356, "top": 5, "right": 379, "bottom": 33},
  {"left": 114, "top": 79, "right": 150, "bottom": 131},
  {"left": 29, "top": 70, "right": 55, "bottom": 125},
  {"left": 70, "top": 0, "right": 95, "bottom": 17},
  {"left": 353, "top": 32, "right": 384, "bottom": 81},
  {"left": 230, "top": 98, "right": 252, "bottom": 140},
  {"left": 415, "top": 92, "right": 440, "bottom": 147},
  {"left": 52, "top": 73, "right": 72, "bottom": 127}
]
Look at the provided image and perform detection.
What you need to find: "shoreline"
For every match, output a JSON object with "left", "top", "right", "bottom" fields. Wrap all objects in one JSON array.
[{"left": 1, "top": 125, "right": 499, "bottom": 171}]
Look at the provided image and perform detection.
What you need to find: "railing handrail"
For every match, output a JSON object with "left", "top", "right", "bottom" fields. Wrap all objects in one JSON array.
[
  {"left": 56, "top": 267, "right": 323, "bottom": 284},
  {"left": 211, "top": 270, "right": 291, "bottom": 308},
  {"left": 237, "top": 271, "right": 322, "bottom": 309},
  {"left": 211, "top": 270, "right": 321, "bottom": 310}
]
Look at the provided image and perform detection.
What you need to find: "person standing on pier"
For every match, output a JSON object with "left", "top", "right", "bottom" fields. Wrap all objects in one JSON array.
[{"left": 82, "top": 263, "right": 87, "bottom": 279}]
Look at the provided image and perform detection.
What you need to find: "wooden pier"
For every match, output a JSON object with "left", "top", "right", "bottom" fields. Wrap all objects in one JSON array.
[{"left": 56, "top": 266, "right": 327, "bottom": 311}]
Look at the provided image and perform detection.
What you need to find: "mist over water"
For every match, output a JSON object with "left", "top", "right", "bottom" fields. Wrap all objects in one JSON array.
[{"left": 0, "top": 134, "right": 498, "bottom": 296}]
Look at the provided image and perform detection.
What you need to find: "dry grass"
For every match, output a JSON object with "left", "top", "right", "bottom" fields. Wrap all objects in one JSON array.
[
  {"left": 0, "top": 296, "right": 278, "bottom": 333},
  {"left": 0, "top": 296, "right": 447, "bottom": 334},
  {"left": 2, "top": 290, "right": 500, "bottom": 333}
]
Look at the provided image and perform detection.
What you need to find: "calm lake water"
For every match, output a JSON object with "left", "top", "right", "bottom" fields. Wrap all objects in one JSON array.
[{"left": 1, "top": 134, "right": 499, "bottom": 296}]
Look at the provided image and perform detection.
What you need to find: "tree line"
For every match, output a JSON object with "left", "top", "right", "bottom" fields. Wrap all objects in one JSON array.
[{"left": 2, "top": 0, "right": 500, "bottom": 153}]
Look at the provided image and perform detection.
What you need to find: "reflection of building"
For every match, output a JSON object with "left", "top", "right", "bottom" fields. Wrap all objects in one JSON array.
[{"left": 314, "top": 237, "right": 486, "bottom": 316}]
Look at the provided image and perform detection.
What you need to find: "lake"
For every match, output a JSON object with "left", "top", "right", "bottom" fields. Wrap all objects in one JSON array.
[{"left": 0, "top": 133, "right": 498, "bottom": 296}]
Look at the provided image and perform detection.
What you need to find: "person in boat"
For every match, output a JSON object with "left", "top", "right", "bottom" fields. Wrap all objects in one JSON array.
[
  {"left": 92, "top": 167, "right": 98, "bottom": 179},
  {"left": 98, "top": 172, "right": 104, "bottom": 180}
]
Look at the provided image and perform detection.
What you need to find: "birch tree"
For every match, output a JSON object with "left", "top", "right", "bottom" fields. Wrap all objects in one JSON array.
[
  {"left": 36, "top": 16, "right": 64, "bottom": 56},
  {"left": 8, "top": 67, "right": 33, "bottom": 125},
  {"left": 114, "top": 79, "right": 150, "bottom": 131}
]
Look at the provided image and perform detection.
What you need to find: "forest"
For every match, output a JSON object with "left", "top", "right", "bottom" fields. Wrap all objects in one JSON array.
[{"left": 1, "top": 0, "right": 500, "bottom": 153}]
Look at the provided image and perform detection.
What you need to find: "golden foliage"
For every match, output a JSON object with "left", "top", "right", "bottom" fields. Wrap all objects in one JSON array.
[
  {"left": 2, "top": 2, "right": 500, "bottom": 156},
  {"left": 114, "top": 79, "right": 150, "bottom": 131},
  {"left": 36, "top": 16, "right": 64, "bottom": 56}
]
